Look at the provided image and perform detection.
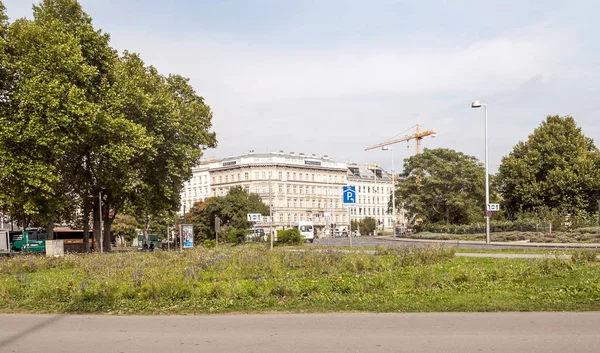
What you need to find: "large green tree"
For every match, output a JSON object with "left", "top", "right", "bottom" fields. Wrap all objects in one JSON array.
[
  {"left": 186, "top": 187, "right": 270, "bottom": 241},
  {"left": 497, "top": 116, "right": 600, "bottom": 219},
  {"left": 396, "top": 148, "right": 487, "bottom": 225},
  {"left": 0, "top": 0, "right": 217, "bottom": 252}
]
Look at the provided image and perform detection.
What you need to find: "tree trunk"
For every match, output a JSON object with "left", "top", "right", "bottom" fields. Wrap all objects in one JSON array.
[
  {"left": 83, "top": 201, "right": 90, "bottom": 253},
  {"left": 101, "top": 200, "right": 113, "bottom": 252},
  {"left": 47, "top": 221, "right": 54, "bottom": 240},
  {"left": 92, "top": 202, "right": 101, "bottom": 251}
]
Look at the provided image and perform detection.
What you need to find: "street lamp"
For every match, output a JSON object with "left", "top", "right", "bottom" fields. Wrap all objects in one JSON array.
[
  {"left": 471, "top": 100, "right": 491, "bottom": 244},
  {"left": 382, "top": 146, "right": 396, "bottom": 237}
]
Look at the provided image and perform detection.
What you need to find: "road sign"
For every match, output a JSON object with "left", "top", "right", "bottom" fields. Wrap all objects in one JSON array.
[
  {"left": 486, "top": 210, "right": 492, "bottom": 217},
  {"left": 343, "top": 186, "right": 356, "bottom": 204},
  {"left": 247, "top": 213, "right": 262, "bottom": 222},
  {"left": 488, "top": 204, "right": 500, "bottom": 211}
]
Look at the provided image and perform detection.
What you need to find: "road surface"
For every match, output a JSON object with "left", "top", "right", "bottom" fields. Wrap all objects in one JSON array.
[
  {"left": 1, "top": 313, "right": 599, "bottom": 353},
  {"left": 311, "top": 236, "right": 600, "bottom": 250}
]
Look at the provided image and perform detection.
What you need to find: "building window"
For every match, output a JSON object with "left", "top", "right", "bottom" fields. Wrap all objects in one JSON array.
[
  {"left": 293, "top": 185, "right": 297, "bottom": 194},
  {"left": 244, "top": 172, "right": 249, "bottom": 180},
  {"left": 293, "top": 199, "right": 297, "bottom": 208},
  {"left": 299, "top": 186, "right": 303, "bottom": 194},
  {"left": 237, "top": 173, "right": 240, "bottom": 181},
  {"left": 287, "top": 199, "right": 291, "bottom": 207},
  {"left": 225, "top": 175, "right": 228, "bottom": 183},
  {"left": 312, "top": 174, "right": 315, "bottom": 181},
  {"left": 293, "top": 173, "right": 297, "bottom": 180},
  {"left": 287, "top": 185, "right": 291, "bottom": 193},
  {"left": 312, "top": 186, "right": 315, "bottom": 194},
  {"left": 279, "top": 184, "right": 283, "bottom": 193},
  {"left": 279, "top": 214, "right": 284, "bottom": 222},
  {"left": 219, "top": 176, "right": 223, "bottom": 183},
  {"left": 287, "top": 172, "right": 290, "bottom": 180},
  {"left": 262, "top": 172, "right": 266, "bottom": 179},
  {"left": 262, "top": 185, "right": 267, "bottom": 193},
  {"left": 255, "top": 172, "right": 259, "bottom": 180},
  {"left": 279, "top": 172, "right": 283, "bottom": 180}
]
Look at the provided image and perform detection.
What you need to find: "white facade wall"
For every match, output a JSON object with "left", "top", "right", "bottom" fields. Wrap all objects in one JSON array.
[
  {"left": 207, "top": 151, "right": 348, "bottom": 233},
  {"left": 347, "top": 164, "right": 395, "bottom": 232}
]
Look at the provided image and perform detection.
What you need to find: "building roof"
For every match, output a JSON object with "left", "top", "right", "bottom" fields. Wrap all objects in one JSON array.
[
  {"left": 204, "top": 150, "right": 347, "bottom": 171},
  {"left": 347, "top": 163, "right": 392, "bottom": 182}
]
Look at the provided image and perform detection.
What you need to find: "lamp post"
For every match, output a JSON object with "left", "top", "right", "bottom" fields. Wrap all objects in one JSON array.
[
  {"left": 471, "top": 100, "right": 491, "bottom": 244},
  {"left": 382, "top": 146, "right": 396, "bottom": 237}
]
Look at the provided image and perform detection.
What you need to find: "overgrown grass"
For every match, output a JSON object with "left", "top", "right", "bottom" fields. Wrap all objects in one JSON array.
[{"left": 1, "top": 246, "right": 599, "bottom": 314}]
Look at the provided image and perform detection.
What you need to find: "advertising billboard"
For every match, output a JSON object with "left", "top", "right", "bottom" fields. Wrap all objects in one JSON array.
[{"left": 181, "top": 224, "right": 194, "bottom": 248}]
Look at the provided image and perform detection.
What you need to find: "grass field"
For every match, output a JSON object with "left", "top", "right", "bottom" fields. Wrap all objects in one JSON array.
[{"left": 1, "top": 245, "right": 599, "bottom": 314}]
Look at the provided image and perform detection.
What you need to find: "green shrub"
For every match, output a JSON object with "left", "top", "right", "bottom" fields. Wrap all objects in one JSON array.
[
  {"left": 571, "top": 250, "right": 600, "bottom": 264},
  {"left": 224, "top": 228, "right": 247, "bottom": 244},
  {"left": 202, "top": 239, "right": 216, "bottom": 248},
  {"left": 276, "top": 228, "right": 304, "bottom": 246}
]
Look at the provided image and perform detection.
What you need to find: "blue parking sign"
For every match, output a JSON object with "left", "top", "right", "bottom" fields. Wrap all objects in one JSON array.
[{"left": 343, "top": 186, "right": 356, "bottom": 204}]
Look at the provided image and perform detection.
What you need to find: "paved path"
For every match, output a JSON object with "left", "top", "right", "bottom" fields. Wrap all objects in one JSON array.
[
  {"left": 311, "top": 236, "right": 600, "bottom": 250},
  {"left": 1, "top": 313, "right": 599, "bottom": 353}
]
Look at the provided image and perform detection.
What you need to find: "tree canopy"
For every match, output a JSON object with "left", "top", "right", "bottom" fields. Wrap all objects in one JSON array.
[
  {"left": 0, "top": 0, "right": 217, "bottom": 250},
  {"left": 497, "top": 115, "right": 600, "bottom": 218},
  {"left": 396, "top": 148, "right": 488, "bottom": 225},
  {"left": 186, "top": 187, "right": 270, "bottom": 241}
]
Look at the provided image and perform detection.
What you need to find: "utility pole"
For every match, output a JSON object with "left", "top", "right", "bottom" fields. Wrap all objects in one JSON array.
[
  {"left": 269, "top": 172, "right": 273, "bottom": 251},
  {"left": 181, "top": 204, "right": 185, "bottom": 252}
]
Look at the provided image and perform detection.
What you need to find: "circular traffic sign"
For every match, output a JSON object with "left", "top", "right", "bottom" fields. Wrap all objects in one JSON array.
[{"left": 486, "top": 210, "right": 492, "bottom": 217}]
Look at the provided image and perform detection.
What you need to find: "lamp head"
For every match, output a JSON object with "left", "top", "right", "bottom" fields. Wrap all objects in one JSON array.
[
  {"left": 471, "top": 100, "right": 482, "bottom": 108},
  {"left": 382, "top": 146, "right": 390, "bottom": 151}
]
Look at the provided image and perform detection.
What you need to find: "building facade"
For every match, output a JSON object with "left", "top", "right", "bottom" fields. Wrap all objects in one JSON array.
[
  {"left": 179, "top": 151, "right": 406, "bottom": 235},
  {"left": 179, "top": 162, "right": 213, "bottom": 213},
  {"left": 347, "top": 163, "right": 395, "bottom": 232},
  {"left": 203, "top": 151, "right": 349, "bottom": 233}
]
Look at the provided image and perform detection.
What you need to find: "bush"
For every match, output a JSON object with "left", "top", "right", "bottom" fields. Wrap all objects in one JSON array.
[
  {"left": 571, "top": 250, "right": 600, "bottom": 264},
  {"left": 276, "top": 228, "right": 304, "bottom": 246},
  {"left": 224, "top": 228, "right": 247, "bottom": 244}
]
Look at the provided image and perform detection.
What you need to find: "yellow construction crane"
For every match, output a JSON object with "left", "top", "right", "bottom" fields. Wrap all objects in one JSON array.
[{"left": 364, "top": 124, "right": 437, "bottom": 154}]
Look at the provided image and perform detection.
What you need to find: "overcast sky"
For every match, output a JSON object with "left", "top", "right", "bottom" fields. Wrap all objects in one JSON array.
[{"left": 4, "top": 0, "right": 600, "bottom": 173}]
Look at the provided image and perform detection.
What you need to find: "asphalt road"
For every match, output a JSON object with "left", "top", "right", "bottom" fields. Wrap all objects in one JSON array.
[
  {"left": 1, "top": 313, "right": 599, "bottom": 353},
  {"left": 311, "top": 236, "right": 600, "bottom": 250}
]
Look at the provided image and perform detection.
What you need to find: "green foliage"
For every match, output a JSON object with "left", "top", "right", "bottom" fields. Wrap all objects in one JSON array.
[
  {"left": 186, "top": 187, "right": 269, "bottom": 240},
  {"left": 359, "top": 217, "right": 377, "bottom": 235},
  {"left": 275, "top": 228, "right": 304, "bottom": 246},
  {"left": 571, "top": 250, "right": 599, "bottom": 264},
  {"left": 0, "top": 0, "right": 217, "bottom": 250},
  {"left": 224, "top": 228, "right": 247, "bottom": 245},
  {"left": 111, "top": 214, "right": 139, "bottom": 242},
  {"left": 497, "top": 116, "right": 600, "bottom": 219},
  {"left": 397, "top": 148, "right": 490, "bottom": 225},
  {"left": 2, "top": 247, "right": 600, "bottom": 313}
]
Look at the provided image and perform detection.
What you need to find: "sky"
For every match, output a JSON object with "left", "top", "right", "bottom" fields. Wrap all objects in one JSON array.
[{"left": 3, "top": 0, "right": 600, "bottom": 173}]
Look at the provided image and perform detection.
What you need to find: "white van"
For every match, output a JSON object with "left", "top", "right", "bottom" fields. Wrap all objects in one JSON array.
[{"left": 295, "top": 221, "right": 315, "bottom": 243}]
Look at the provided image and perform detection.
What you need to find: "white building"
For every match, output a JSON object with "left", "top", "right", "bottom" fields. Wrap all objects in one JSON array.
[
  {"left": 347, "top": 163, "right": 395, "bottom": 232},
  {"left": 180, "top": 161, "right": 214, "bottom": 213},
  {"left": 208, "top": 150, "right": 349, "bottom": 233},
  {"left": 179, "top": 150, "right": 406, "bottom": 235}
]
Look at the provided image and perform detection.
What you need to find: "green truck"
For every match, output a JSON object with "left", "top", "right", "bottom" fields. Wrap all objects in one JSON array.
[{"left": 9, "top": 229, "right": 47, "bottom": 253}]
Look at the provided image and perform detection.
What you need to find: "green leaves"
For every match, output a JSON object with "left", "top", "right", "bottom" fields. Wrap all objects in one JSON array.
[
  {"left": 397, "top": 148, "right": 487, "bottom": 225},
  {"left": 0, "top": 1, "right": 217, "bottom": 243},
  {"left": 497, "top": 116, "right": 600, "bottom": 218},
  {"left": 186, "top": 187, "right": 270, "bottom": 241}
]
